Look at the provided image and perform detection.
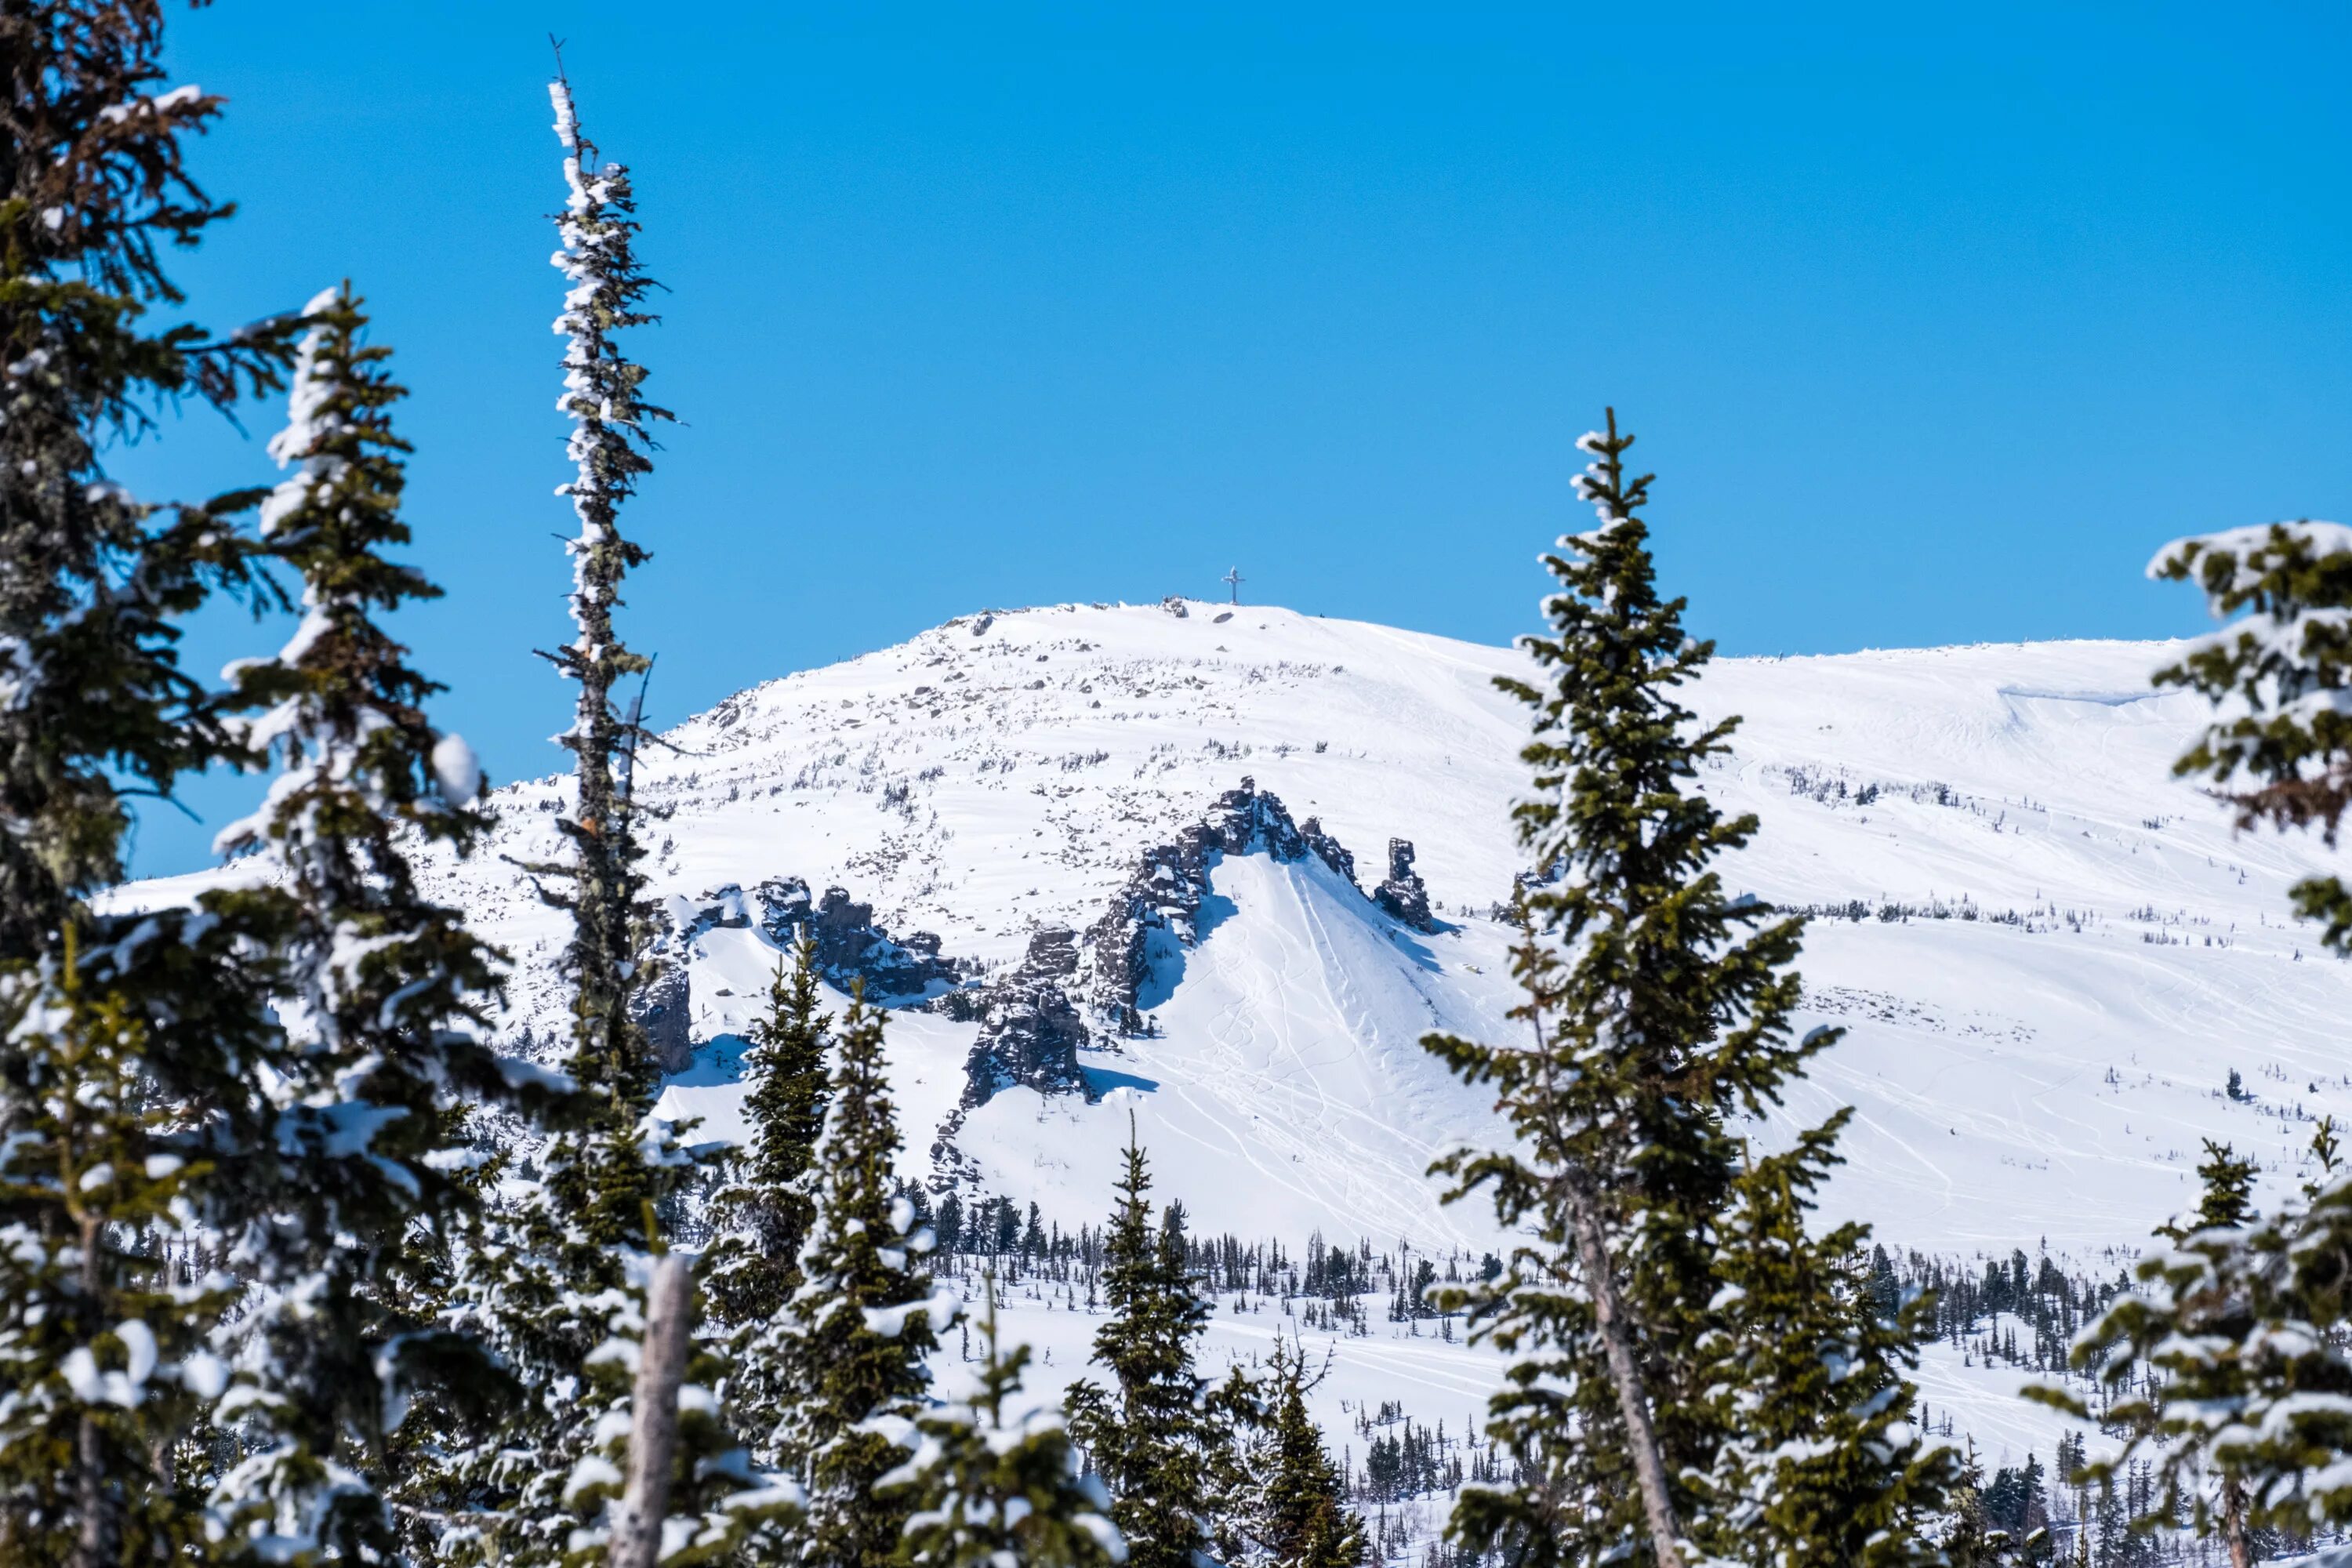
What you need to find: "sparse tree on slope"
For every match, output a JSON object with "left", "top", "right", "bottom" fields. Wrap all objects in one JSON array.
[
  {"left": 1421, "top": 411, "right": 1936, "bottom": 1568},
  {"left": 881, "top": 1275, "right": 1125, "bottom": 1568}
]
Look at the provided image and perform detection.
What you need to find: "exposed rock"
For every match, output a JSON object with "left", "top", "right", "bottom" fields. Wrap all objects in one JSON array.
[
  {"left": 960, "top": 927, "right": 1090, "bottom": 1108},
  {"left": 1080, "top": 776, "right": 1383, "bottom": 1033},
  {"left": 1373, "top": 837, "right": 1438, "bottom": 932},
  {"left": 753, "top": 877, "right": 965, "bottom": 1001},
  {"left": 636, "top": 961, "right": 695, "bottom": 1073},
  {"left": 1160, "top": 595, "right": 1189, "bottom": 618}
]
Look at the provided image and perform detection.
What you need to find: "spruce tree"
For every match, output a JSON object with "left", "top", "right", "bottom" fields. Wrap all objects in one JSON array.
[
  {"left": 1065, "top": 1123, "right": 1243, "bottom": 1568},
  {"left": 1700, "top": 1118, "right": 1953, "bottom": 1566},
  {"left": 201, "top": 283, "right": 532, "bottom": 1560},
  {"left": 1421, "top": 412, "right": 1921, "bottom": 1568},
  {"left": 773, "top": 984, "right": 956, "bottom": 1568},
  {"left": 2031, "top": 1137, "right": 2336, "bottom": 1567},
  {"left": 1243, "top": 1338, "right": 1366, "bottom": 1568},
  {"left": 0, "top": 5, "right": 296, "bottom": 1559},
  {"left": 705, "top": 935, "right": 833, "bottom": 1330},
  {"left": 529, "top": 54, "right": 675, "bottom": 1264},
  {"left": 425, "top": 66, "right": 761, "bottom": 1566},
  {"left": 2150, "top": 520, "right": 2352, "bottom": 950},
  {"left": 882, "top": 1275, "right": 1125, "bottom": 1568}
]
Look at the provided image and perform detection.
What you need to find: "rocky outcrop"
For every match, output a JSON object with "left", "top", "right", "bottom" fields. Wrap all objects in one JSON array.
[
  {"left": 753, "top": 877, "right": 965, "bottom": 1000},
  {"left": 1079, "top": 775, "right": 1392, "bottom": 1033},
  {"left": 1373, "top": 838, "right": 1437, "bottom": 932},
  {"left": 960, "top": 927, "right": 1091, "bottom": 1107},
  {"left": 636, "top": 963, "right": 695, "bottom": 1073}
]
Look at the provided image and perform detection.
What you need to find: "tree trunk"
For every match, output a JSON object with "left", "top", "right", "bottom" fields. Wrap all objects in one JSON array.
[
  {"left": 1563, "top": 1176, "right": 1686, "bottom": 1568},
  {"left": 71, "top": 1209, "right": 109, "bottom": 1568},
  {"left": 608, "top": 1254, "right": 692, "bottom": 1568},
  {"left": 2222, "top": 1475, "right": 2252, "bottom": 1568}
]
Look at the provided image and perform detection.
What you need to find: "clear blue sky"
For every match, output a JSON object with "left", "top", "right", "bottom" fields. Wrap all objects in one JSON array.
[{"left": 118, "top": 1, "right": 2352, "bottom": 876}]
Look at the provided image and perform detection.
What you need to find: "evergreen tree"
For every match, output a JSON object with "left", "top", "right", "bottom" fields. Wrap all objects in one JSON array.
[
  {"left": 0, "top": 5, "right": 294, "bottom": 1559},
  {"left": 705, "top": 935, "right": 833, "bottom": 1329},
  {"left": 424, "top": 66, "right": 771, "bottom": 1566},
  {"left": 2151, "top": 520, "right": 2352, "bottom": 950},
  {"left": 202, "top": 284, "right": 532, "bottom": 1561},
  {"left": 1065, "top": 1123, "right": 1244, "bottom": 1568},
  {"left": 1421, "top": 412, "right": 1922, "bottom": 1568},
  {"left": 1241, "top": 1338, "right": 1366, "bottom": 1568},
  {"left": 2031, "top": 1136, "right": 2319, "bottom": 1568},
  {"left": 527, "top": 50, "right": 675, "bottom": 1269},
  {"left": 1700, "top": 1119, "right": 1954, "bottom": 1566},
  {"left": 772, "top": 984, "right": 956, "bottom": 1568},
  {"left": 881, "top": 1275, "right": 1124, "bottom": 1568}
]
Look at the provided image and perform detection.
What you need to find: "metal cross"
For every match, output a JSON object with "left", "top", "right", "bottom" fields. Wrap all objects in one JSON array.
[{"left": 1221, "top": 566, "right": 1244, "bottom": 605}]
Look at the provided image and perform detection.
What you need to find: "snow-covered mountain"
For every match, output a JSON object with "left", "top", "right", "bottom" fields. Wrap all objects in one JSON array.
[
  {"left": 121, "top": 595, "right": 2352, "bottom": 1472},
  {"left": 234, "top": 597, "right": 2345, "bottom": 1265}
]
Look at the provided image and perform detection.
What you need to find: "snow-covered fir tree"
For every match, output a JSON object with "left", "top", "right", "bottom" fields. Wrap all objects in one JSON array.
[
  {"left": 2030, "top": 1127, "right": 2352, "bottom": 1564},
  {"left": 1235, "top": 1338, "right": 1364, "bottom": 1568},
  {"left": 1421, "top": 411, "right": 1932, "bottom": 1568},
  {"left": 2149, "top": 520, "right": 2352, "bottom": 951},
  {"left": 1700, "top": 1116, "right": 1954, "bottom": 1566},
  {"left": 0, "top": 5, "right": 299, "bottom": 1559},
  {"left": 421, "top": 67, "right": 786, "bottom": 1566},
  {"left": 1065, "top": 1126, "right": 1247, "bottom": 1568},
  {"left": 201, "top": 282, "right": 540, "bottom": 1561},
  {"left": 704, "top": 935, "right": 833, "bottom": 1331},
  {"left": 880, "top": 1275, "right": 1125, "bottom": 1568},
  {"left": 768, "top": 984, "right": 958, "bottom": 1568}
]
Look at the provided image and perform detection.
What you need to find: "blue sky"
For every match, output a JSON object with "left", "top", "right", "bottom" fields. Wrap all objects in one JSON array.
[{"left": 118, "top": 2, "right": 2352, "bottom": 875}]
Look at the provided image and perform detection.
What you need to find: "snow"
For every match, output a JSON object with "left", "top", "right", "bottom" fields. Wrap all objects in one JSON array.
[{"left": 118, "top": 600, "right": 2352, "bottom": 1474}]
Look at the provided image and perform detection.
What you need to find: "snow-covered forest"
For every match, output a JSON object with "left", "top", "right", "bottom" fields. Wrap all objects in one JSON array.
[{"left": 13, "top": 6, "right": 2352, "bottom": 1568}]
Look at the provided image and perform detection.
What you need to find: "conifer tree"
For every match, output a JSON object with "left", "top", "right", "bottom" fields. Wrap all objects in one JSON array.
[
  {"left": 201, "top": 283, "right": 533, "bottom": 1561},
  {"left": 882, "top": 1275, "right": 1125, "bottom": 1568},
  {"left": 1242, "top": 1338, "right": 1365, "bottom": 1568},
  {"left": 1421, "top": 412, "right": 1922, "bottom": 1568},
  {"left": 2031, "top": 1138, "right": 2322, "bottom": 1568},
  {"left": 773, "top": 985, "right": 957, "bottom": 1568},
  {"left": 1700, "top": 1119, "right": 1953, "bottom": 1566},
  {"left": 1065, "top": 1124, "right": 1243, "bottom": 1568},
  {"left": 2151, "top": 521, "right": 2352, "bottom": 949},
  {"left": 0, "top": 5, "right": 296, "bottom": 1559},
  {"left": 706, "top": 935, "right": 833, "bottom": 1329},
  {"left": 423, "top": 65, "right": 758, "bottom": 1566},
  {"left": 529, "top": 55, "right": 676, "bottom": 1264}
]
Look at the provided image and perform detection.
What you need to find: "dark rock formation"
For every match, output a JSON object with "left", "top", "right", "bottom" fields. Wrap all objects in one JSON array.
[
  {"left": 960, "top": 927, "right": 1091, "bottom": 1108},
  {"left": 1373, "top": 837, "right": 1438, "bottom": 932},
  {"left": 1080, "top": 776, "right": 1378, "bottom": 1032},
  {"left": 636, "top": 962, "right": 695, "bottom": 1073},
  {"left": 754, "top": 877, "right": 964, "bottom": 1000}
]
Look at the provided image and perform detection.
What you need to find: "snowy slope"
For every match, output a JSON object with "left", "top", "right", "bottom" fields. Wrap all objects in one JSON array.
[
  {"left": 118, "top": 597, "right": 2352, "bottom": 1476},
  {"left": 122, "top": 601, "right": 2352, "bottom": 1257}
]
